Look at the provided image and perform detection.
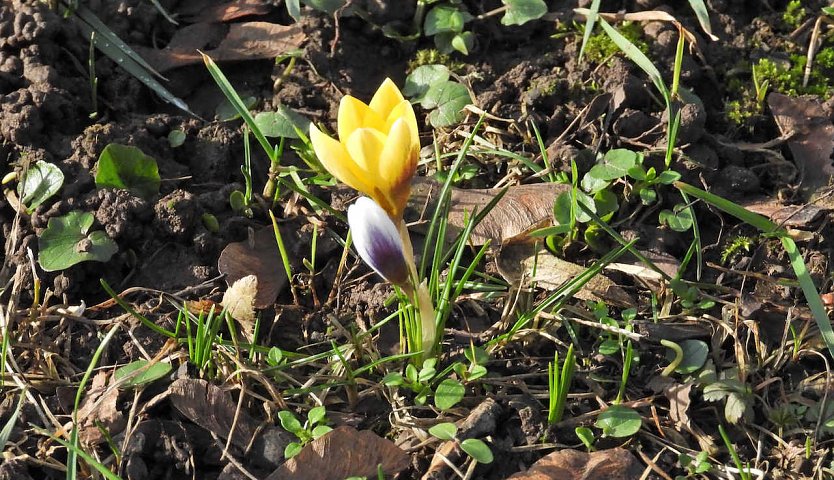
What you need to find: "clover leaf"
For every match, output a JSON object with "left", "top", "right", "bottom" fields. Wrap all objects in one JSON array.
[
  {"left": 254, "top": 105, "right": 311, "bottom": 139},
  {"left": 18, "top": 161, "right": 64, "bottom": 213},
  {"left": 423, "top": 81, "right": 472, "bottom": 128},
  {"left": 95, "top": 144, "right": 160, "bottom": 199},
  {"left": 404, "top": 65, "right": 450, "bottom": 103},
  {"left": 501, "top": 0, "right": 547, "bottom": 26},
  {"left": 595, "top": 404, "right": 642, "bottom": 437},
  {"left": 38, "top": 211, "right": 118, "bottom": 272}
]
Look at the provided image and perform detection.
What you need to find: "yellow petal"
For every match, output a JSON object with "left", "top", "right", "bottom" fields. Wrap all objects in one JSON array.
[
  {"left": 385, "top": 100, "right": 420, "bottom": 154},
  {"left": 369, "top": 78, "right": 405, "bottom": 120},
  {"left": 338, "top": 95, "right": 384, "bottom": 144},
  {"left": 345, "top": 127, "right": 387, "bottom": 176},
  {"left": 310, "top": 124, "right": 371, "bottom": 194},
  {"left": 377, "top": 118, "right": 418, "bottom": 218}
]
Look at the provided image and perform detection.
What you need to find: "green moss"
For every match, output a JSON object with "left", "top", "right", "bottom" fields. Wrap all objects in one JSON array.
[
  {"left": 726, "top": 53, "right": 834, "bottom": 125},
  {"left": 721, "top": 235, "right": 755, "bottom": 265},
  {"left": 754, "top": 55, "right": 830, "bottom": 97},
  {"left": 782, "top": 0, "right": 807, "bottom": 28},
  {"left": 408, "top": 49, "right": 465, "bottom": 73},
  {"left": 583, "top": 22, "right": 648, "bottom": 64}
]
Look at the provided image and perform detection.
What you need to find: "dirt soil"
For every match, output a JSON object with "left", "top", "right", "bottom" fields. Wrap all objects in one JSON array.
[{"left": 2, "top": 0, "right": 834, "bottom": 479}]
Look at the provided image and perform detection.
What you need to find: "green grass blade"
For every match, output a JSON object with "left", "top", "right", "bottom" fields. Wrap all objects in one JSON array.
[
  {"left": 34, "top": 426, "right": 122, "bottom": 480},
  {"left": 782, "top": 236, "right": 834, "bottom": 358},
  {"left": 73, "top": 5, "right": 160, "bottom": 75},
  {"left": 0, "top": 389, "right": 26, "bottom": 450},
  {"left": 674, "top": 182, "right": 777, "bottom": 232},
  {"left": 68, "top": 325, "right": 120, "bottom": 480},
  {"left": 577, "top": 0, "right": 601, "bottom": 64},
  {"left": 72, "top": 6, "right": 191, "bottom": 115},
  {"left": 687, "top": 0, "right": 718, "bottom": 41},
  {"left": 676, "top": 181, "right": 834, "bottom": 357},
  {"left": 598, "top": 18, "right": 669, "bottom": 104},
  {"left": 202, "top": 53, "right": 276, "bottom": 163}
]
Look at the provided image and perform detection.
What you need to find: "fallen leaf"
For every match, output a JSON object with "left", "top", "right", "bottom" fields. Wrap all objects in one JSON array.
[
  {"left": 134, "top": 22, "right": 305, "bottom": 72},
  {"left": 768, "top": 93, "right": 834, "bottom": 201},
  {"left": 665, "top": 382, "right": 694, "bottom": 428},
  {"left": 76, "top": 371, "right": 124, "bottom": 445},
  {"left": 741, "top": 196, "right": 825, "bottom": 227},
  {"left": 406, "top": 178, "right": 570, "bottom": 246},
  {"left": 169, "top": 378, "right": 291, "bottom": 469},
  {"left": 179, "top": 0, "right": 272, "bottom": 23},
  {"left": 218, "top": 226, "right": 286, "bottom": 308},
  {"left": 222, "top": 274, "right": 258, "bottom": 339},
  {"left": 265, "top": 426, "right": 409, "bottom": 480},
  {"left": 507, "top": 448, "right": 642, "bottom": 479},
  {"left": 496, "top": 244, "right": 634, "bottom": 307},
  {"left": 634, "top": 320, "right": 710, "bottom": 342}
]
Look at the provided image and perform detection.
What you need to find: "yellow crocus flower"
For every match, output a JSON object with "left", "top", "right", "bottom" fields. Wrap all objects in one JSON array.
[{"left": 309, "top": 78, "right": 420, "bottom": 220}]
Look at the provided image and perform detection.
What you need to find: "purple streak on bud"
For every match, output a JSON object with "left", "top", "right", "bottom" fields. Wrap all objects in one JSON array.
[{"left": 348, "top": 197, "right": 410, "bottom": 287}]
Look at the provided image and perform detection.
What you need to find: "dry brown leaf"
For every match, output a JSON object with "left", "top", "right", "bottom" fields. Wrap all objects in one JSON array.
[
  {"left": 666, "top": 382, "right": 694, "bottom": 428},
  {"left": 265, "top": 426, "right": 409, "bottom": 480},
  {"left": 218, "top": 226, "right": 286, "bottom": 308},
  {"left": 169, "top": 378, "right": 291, "bottom": 469},
  {"left": 507, "top": 448, "right": 643, "bottom": 480},
  {"left": 222, "top": 274, "right": 258, "bottom": 339},
  {"left": 77, "top": 371, "right": 124, "bottom": 445},
  {"left": 179, "top": 0, "right": 272, "bottom": 23},
  {"left": 768, "top": 93, "right": 834, "bottom": 201},
  {"left": 496, "top": 244, "right": 634, "bottom": 307},
  {"left": 407, "top": 178, "right": 570, "bottom": 246},
  {"left": 741, "top": 196, "right": 825, "bottom": 227},
  {"left": 134, "top": 22, "right": 305, "bottom": 72}
]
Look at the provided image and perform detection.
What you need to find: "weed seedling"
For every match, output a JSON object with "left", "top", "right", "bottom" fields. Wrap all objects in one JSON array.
[
  {"left": 547, "top": 343, "right": 576, "bottom": 425},
  {"left": 428, "top": 422, "right": 494, "bottom": 464},
  {"left": 278, "top": 406, "right": 333, "bottom": 459}
]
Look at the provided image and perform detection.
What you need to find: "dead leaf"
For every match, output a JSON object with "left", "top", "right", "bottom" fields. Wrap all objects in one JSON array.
[
  {"left": 768, "top": 93, "right": 834, "bottom": 201},
  {"left": 218, "top": 226, "right": 286, "bottom": 308},
  {"left": 134, "top": 22, "right": 305, "bottom": 72},
  {"left": 666, "top": 382, "right": 694, "bottom": 428},
  {"left": 76, "top": 371, "right": 124, "bottom": 445},
  {"left": 742, "top": 196, "right": 825, "bottom": 227},
  {"left": 179, "top": 0, "right": 272, "bottom": 23},
  {"left": 507, "top": 448, "right": 643, "bottom": 480},
  {"left": 407, "top": 178, "right": 570, "bottom": 246},
  {"left": 222, "top": 274, "right": 258, "bottom": 339},
  {"left": 496, "top": 244, "right": 634, "bottom": 307},
  {"left": 169, "top": 378, "right": 291, "bottom": 469},
  {"left": 634, "top": 320, "right": 710, "bottom": 342},
  {"left": 265, "top": 426, "right": 409, "bottom": 480}
]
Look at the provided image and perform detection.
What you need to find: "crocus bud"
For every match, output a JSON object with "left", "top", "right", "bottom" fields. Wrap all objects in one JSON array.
[{"left": 347, "top": 197, "right": 411, "bottom": 288}]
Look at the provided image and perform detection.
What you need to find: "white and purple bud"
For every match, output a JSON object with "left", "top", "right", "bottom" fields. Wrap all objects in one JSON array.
[{"left": 348, "top": 196, "right": 411, "bottom": 288}]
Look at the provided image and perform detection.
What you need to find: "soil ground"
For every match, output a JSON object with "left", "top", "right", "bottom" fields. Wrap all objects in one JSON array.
[{"left": 2, "top": 0, "right": 834, "bottom": 479}]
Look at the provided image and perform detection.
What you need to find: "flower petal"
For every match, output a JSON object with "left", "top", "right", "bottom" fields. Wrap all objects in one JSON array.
[
  {"left": 345, "top": 127, "right": 387, "bottom": 175},
  {"left": 338, "top": 95, "right": 384, "bottom": 144},
  {"left": 369, "top": 78, "right": 406, "bottom": 120},
  {"left": 348, "top": 197, "right": 410, "bottom": 287},
  {"left": 385, "top": 100, "right": 421, "bottom": 154},
  {"left": 310, "top": 124, "right": 371, "bottom": 194},
  {"left": 377, "top": 118, "right": 418, "bottom": 218}
]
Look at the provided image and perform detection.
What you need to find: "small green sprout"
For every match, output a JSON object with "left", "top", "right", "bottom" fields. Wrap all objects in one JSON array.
[
  {"left": 547, "top": 343, "right": 576, "bottom": 425},
  {"left": 428, "top": 422, "right": 494, "bottom": 464},
  {"left": 382, "top": 358, "right": 465, "bottom": 409},
  {"left": 676, "top": 450, "right": 713, "bottom": 479},
  {"left": 278, "top": 406, "right": 333, "bottom": 459}
]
